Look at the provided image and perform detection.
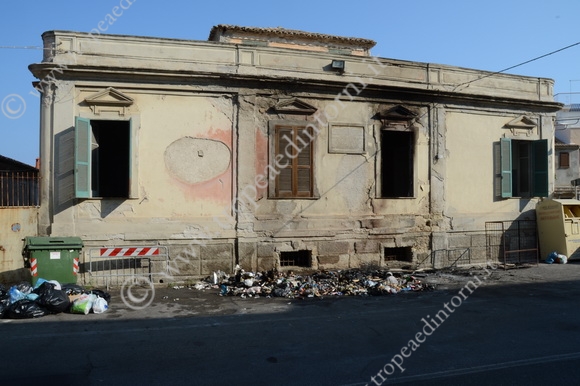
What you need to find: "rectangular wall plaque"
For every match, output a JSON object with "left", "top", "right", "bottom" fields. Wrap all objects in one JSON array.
[{"left": 329, "top": 125, "right": 365, "bottom": 154}]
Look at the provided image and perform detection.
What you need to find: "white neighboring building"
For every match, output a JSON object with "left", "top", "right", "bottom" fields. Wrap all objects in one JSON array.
[{"left": 554, "top": 104, "right": 580, "bottom": 198}]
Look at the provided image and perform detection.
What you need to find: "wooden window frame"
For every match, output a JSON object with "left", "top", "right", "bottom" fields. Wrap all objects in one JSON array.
[
  {"left": 559, "top": 152, "right": 570, "bottom": 169},
  {"left": 272, "top": 125, "right": 314, "bottom": 198}
]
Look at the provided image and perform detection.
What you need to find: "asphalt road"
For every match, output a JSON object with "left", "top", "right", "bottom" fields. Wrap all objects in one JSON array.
[{"left": 1, "top": 264, "right": 580, "bottom": 385}]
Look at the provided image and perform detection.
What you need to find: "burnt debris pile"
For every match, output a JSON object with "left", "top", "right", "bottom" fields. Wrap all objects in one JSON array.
[{"left": 194, "top": 266, "right": 434, "bottom": 298}]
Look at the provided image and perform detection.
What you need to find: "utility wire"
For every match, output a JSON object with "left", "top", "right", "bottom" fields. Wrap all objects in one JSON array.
[
  {"left": 0, "top": 45, "right": 44, "bottom": 50},
  {"left": 454, "top": 40, "right": 580, "bottom": 91}
]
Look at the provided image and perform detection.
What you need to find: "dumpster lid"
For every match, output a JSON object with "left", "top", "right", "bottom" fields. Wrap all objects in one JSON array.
[{"left": 24, "top": 236, "right": 83, "bottom": 250}]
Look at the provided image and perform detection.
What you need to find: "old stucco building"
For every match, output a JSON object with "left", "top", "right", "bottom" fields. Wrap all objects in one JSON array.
[{"left": 28, "top": 25, "right": 561, "bottom": 283}]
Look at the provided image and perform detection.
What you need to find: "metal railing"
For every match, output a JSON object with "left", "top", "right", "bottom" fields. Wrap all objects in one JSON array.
[
  {"left": 431, "top": 248, "right": 473, "bottom": 269},
  {"left": 0, "top": 171, "right": 40, "bottom": 207},
  {"left": 87, "top": 246, "right": 169, "bottom": 288},
  {"left": 485, "top": 220, "right": 539, "bottom": 268}
]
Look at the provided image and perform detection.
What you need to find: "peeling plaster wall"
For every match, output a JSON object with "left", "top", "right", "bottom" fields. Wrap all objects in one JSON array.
[
  {"left": 251, "top": 98, "right": 431, "bottom": 220},
  {"left": 0, "top": 208, "right": 37, "bottom": 283},
  {"left": 239, "top": 96, "right": 433, "bottom": 271},
  {"left": 433, "top": 108, "right": 556, "bottom": 265},
  {"left": 49, "top": 90, "right": 236, "bottom": 253},
  {"left": 445, "top": 109, "right": 548, "bottom": 225}
]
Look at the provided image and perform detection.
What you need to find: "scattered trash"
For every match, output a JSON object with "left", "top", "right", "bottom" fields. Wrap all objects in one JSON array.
[
  {"left": 0, "top": 278, "right": 111, "bottom": 319},
  {"left": 545, "top": 251, "right": 568, "bottom": 264},
  {"left": 90, "top": 289, "right": 111, "bottom": 303},
  {"left": 190, "top": 265, "right": 433, "bottom": 299}
]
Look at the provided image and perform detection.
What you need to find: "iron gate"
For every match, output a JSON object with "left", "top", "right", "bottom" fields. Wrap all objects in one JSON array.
[{"left": 485, "top": 220, "right": 539, "bottom": 268}]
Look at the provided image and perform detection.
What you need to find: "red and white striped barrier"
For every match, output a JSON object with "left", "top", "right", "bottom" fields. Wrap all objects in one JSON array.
[
  {"left": 88, "top": 246, "right": 168, "bottom": 287},
  {"left": 30, "top": 258, "right": 38, "bottom": 277},
  {"left": 99, "top": 247, "right": 160, "bottom": 257},
  {"left": 73, "top": 258, "right": 79, "bottom": 275}
]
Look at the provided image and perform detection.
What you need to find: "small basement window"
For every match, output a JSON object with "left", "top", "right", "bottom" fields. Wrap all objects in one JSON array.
[
  {"left": 280, "top": 250, "right": 311, "bottom": 267},
  {"left": 384, "top": 247, "right": 412, "bottom": 263}
]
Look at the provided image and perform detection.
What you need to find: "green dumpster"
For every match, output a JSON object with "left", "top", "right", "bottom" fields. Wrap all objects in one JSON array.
[{"left": 23, "top": 237, "right": 83, "bottom": 286}]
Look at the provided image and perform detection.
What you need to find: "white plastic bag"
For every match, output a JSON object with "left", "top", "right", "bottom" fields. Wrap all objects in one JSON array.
[
  {"left": 92, "top": 296, "right": 109, "bottom": 314},
  {"left": 71, "top": 294, "right": 96, "bottom": 315}
]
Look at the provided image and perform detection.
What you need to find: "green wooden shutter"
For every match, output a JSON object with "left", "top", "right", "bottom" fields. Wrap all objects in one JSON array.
[
  {"left": 532, "top": 139, "right": 549, "bottom": 197},
  {"left": 500, "top": 138, "right": 512, "bottom": 198},
  {"left": 74, "top": 117, "right": 91, "bottom": 198},
  {"left": 128, "top": 118, "right": 136, "bottom": 198}
]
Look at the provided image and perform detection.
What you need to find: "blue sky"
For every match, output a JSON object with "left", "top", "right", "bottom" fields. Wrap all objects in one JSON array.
[{"left": 1, "top": 0, "right": 579, "bottom": 165}]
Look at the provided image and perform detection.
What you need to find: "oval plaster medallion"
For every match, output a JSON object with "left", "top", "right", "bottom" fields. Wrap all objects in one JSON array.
[{"left": 164, "top": 137, "right": 231, "bottom": 184}]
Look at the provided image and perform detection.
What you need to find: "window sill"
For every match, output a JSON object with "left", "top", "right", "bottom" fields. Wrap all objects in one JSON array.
[{"left": 268, "top": 196, "right": 319, "bottom": 200}]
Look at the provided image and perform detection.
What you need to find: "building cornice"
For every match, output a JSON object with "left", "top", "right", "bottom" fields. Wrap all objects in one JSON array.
[{"left": 30, "top": 30, "right": 561, "bottom": 112}]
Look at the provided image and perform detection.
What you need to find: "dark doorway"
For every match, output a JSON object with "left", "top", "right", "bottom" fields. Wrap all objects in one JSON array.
[{"left": 381, "top": 130, "right": 414, "bottom": 197}]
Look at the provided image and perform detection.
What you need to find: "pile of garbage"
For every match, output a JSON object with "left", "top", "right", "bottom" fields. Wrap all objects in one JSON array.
[
  {"left": 0, "top": 279, "right": 111, "bottom": 319},
  {"left": 193, "top": 266, "right": 433, "bottom": 299},
  {"left": 545, "top": 251, "right": 568, "bottom": 264}
]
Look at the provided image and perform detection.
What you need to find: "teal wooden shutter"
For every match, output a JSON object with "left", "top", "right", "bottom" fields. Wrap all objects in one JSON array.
[
  {"left": 128, "top": 118, "right": 135, "bottom": 198},
  {"left": 74, "top": 117, "right": 91, "bottom": 198},
  {"left": 500, "top": 138, "right": 512, "bottom": 198},
  {"left": 532, "top": 139, "right": 549, "bottom": 197}
]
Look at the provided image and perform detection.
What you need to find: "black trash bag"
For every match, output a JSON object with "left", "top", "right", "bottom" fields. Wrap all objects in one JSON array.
[
  {"left": 0, "top": 297, "right": 10, "bottom": 319},
  {"left": 34, "top": 282, "right": 70, "bottom": 314},
  {"left": 61, "top": 283, "right": 85, "bottom": 296},
  {"left": 15, "top": 282, "right": 33, "bottom": 295},
  {"left": 0, "top": 285, "right": 10, "bottom": 318},
  {"left": 90, "top": 289, "right": 111, "bottom": 303},
  {"left": 6, "top": 299, "right": 48, "bottom": 319},
  {"left": 0, "top": 285, "right": 8, "bottom": 301}
]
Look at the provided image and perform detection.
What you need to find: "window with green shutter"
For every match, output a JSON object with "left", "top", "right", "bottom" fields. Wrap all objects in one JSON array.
[
  {"left": 74, "top": 118, "right": 131, "bottom": 198},
  {"left": 498, "top": 138, "right": 548, "bottom": 198}
]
